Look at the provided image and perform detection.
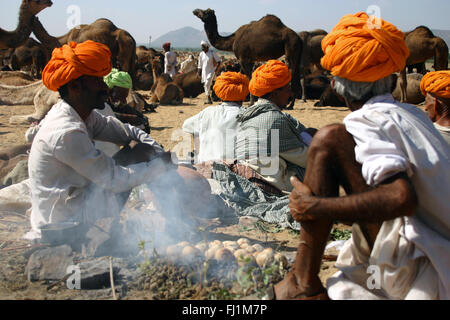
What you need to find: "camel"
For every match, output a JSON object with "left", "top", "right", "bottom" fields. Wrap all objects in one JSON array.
[
  {"left": 399, "top": 26, "right": 449, "bottom": 102},
  {"left": 392, "top": 73, "right": 425, "bottom": 104},
  {"left": 150, "top": 57, "right": 184, "bottom": 105},
  {"left": 0, "top": 0, "right": 53, "bottom": 50},
  {"left": 173, "top": 70, "right": 204, "bottom": 98},
  {"left": 0, "top": 71, "right": 36, "bottom": 86},
  {"left": 0, "top": 81, "right": 60, "bottom": 124},
  {"left": 298, "top": 29, "right": 328, "bottom": 101},
  {"left": 0, "top": 144, "right": 32, "bottom": 189},
  {"left": 1, "top": 80, "right": 148, "bottom": 124},
  {"left": 193, "top": 8, "right": 302, "bottom": 108},
  {"left": 10, "top": 38, "right": 48, "bottom": 78},
  {"left": 31, "top": 17, "right": 137, "bottom": 81},
  {"left": 179, "top": 54, "right": 198, "bottom": 74}
]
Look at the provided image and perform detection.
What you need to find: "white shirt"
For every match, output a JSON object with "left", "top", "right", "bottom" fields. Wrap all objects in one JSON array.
[
  {"left": 164, "top": 51, "right": 177, "bottom": 77},
  {"left": 332, "top": 94, "right": 450, "bottom": 299},
  {"left": 198, "top": 50, "right": 221, "bottom": 83},
  {"left": 434, "top": 122, "right": 450, "bottom": 145},
  {"left": 26, "top": 102, "right": 121, "bottom": 157},
  {"left": 27, "top": 100, "right": 165, "bottom": 237},
  {"left": 93, "top": 103, "right": 121, "bottom": 157},
  {"left": 182, "top": 102, "right": 240, "bottom": 163},
  {"left": 344, "top": 94, "right": 450, "bottom": 238}
]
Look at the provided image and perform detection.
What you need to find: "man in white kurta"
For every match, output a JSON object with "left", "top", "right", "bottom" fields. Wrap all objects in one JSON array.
[
  {"left": 24, "top": 40, "right": 171, "bottom": 241},
  {"left": 327, "top": 93, "right": 450, "bottom": 300},
  {"left": 26, "top": 99, "right": 166, "bottom": 240},
  {"left": 163, "top": 42, "right": 177, "bottom": 78},
  {"left": 197, "top": 41, "right": 221, "bottom": 104},
  {"left": 182, "top": 71, "right": 250, "bottom": 163},
  {"left": 274, "top": 13, "right": 450, "bottom": 300}
]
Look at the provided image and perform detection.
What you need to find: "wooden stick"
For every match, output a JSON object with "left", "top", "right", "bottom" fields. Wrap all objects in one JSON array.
[
  {"left": 46, "top": 273, "right": 72, "bottom": 291},
  {"left": 109, "top": 257, "right": 118, "bottom": 300}
]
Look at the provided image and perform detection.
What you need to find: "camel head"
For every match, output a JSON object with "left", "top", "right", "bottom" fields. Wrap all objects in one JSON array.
[
  {"left": 24, "top": 0, "right": 53, "bottom": 16},
  {"left": 193, "top": 8, "right": 216, "bottom": 24}
]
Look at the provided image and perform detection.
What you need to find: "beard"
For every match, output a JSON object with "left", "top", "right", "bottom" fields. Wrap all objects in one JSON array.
[{"left": 93, "top": 90, "right": 109, "bottom": 110}]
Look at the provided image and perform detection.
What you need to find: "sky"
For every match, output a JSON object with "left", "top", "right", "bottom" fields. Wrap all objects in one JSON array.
[{"left": 1, "top": 0, "right": 449, "bottom": 44}]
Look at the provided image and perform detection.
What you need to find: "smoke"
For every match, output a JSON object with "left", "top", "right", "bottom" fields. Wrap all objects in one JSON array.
[{"left": 115, "top": 164, "right": 225, "bottom": 258}]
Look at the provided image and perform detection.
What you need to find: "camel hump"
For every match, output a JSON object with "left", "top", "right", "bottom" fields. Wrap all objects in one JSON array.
[
  {"left": 260, "top": 14, "right": 285, "bottom": 27},
  {"left": 409, "top": 26, "right": 435, "bottom": 37}
]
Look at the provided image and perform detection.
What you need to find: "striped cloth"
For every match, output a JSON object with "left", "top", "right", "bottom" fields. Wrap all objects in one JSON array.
[{"left": 235, "top": 99, "right": 308, "bottom": 181}]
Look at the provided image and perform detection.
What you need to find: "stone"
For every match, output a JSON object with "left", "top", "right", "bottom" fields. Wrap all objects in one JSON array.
[
  {"left": 25, "top": 245, "right": 74, "bottom": 282},
  {"left": 83, "top": 217, "right": 123, "bottom": 257}
]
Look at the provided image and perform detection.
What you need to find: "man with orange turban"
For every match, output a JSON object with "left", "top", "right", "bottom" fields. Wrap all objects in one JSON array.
[
  {"left": 24, "top": 40, "right": 177, "bottom": 243},
  {"left": 420, "top": 70, "right": 450, "bottom": 144},
  {"left": 182, "top": 71, "right": 249, "bottom": 163},
  {"left": 272, "top": 13, "right": 450, "bottom": 300},
  {"left": 234, "top": 60, "right": 315, "bottom": 194}
]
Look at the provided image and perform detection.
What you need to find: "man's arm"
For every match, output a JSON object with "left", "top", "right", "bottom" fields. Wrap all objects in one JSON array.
[
  {"left": 88, "top": 111, "right": 163, "bottom": 153},
  {"left": 289, "top": 172, "right": 418, "bottom": 223},
  {"left": 54, "top": 129, "right": 170, "bottom": 193}
]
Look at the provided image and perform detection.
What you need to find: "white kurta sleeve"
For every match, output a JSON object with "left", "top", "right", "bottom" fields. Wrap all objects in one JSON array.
[
  {"left": 53, "top": 129, "right": 168, "bottom": 193},
  {"left": 182, "top": 111, "right": 202, "bottom": 135},
  {"left": 25, "top": 123, "right": 42, "bottom": 143},
  {"left": 344, "top": 109, "right": 412, "bottom": 186},
  {"left": 88, "top": 111, "right": 164, "bottom": 153}
]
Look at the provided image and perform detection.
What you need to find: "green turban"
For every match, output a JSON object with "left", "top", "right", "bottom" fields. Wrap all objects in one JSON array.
[{"left": 104, "top": 68, "right": 133, "bottom": 89}]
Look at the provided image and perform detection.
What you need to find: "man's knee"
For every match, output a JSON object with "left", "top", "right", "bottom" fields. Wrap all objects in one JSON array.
[
  {"left": 309, "top": 124, "right": 351, "bottom": 153},
  {"left": 113, "top": 142, "right": 159, "bottom": 166}
]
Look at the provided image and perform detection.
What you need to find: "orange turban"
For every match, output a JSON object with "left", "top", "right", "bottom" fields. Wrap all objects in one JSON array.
[
  {"left": 420, "top": 71, "right": 450, "bottom": 99},
  {"left": 321, "top": 12, "right": 409, "bottom": 82},
  {"left": 213, "top": 72, "right": 249, "bottom": 101},
  {"left": 249, "top": 60, "right": 292, "bottom": 97},
  {"left": 42, "top": 40, "right": 112, "bottom": 91}
]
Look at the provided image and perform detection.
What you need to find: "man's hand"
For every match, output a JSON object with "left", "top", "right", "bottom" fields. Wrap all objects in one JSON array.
[
  {"left": 197, "top": 69, "right": 202, "bottom": 78},
  {"left": 289, "top": 176, "right": 319, "bottom": 222}
]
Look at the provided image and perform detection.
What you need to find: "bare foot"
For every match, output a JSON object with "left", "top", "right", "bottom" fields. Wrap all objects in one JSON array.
[{"left": 273, "top": 272, "right": 326, "bottom": 300}]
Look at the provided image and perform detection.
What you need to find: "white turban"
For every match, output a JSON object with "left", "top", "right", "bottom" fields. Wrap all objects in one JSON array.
[{"left": 201, "top": 41, "right": 209, "bottom": 47}]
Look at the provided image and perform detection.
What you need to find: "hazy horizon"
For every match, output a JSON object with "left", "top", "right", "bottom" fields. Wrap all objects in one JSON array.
[{"left": 1, "top": 0, "right": 449, "bottom": 44}]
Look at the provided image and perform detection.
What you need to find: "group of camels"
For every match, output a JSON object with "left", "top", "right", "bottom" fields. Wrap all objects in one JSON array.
[{"left": 0, "top": 1, "right": 448, "bottom": 113}]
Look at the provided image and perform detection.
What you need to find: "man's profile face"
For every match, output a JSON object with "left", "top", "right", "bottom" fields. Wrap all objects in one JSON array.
[
  {"left": 273, "top": 83, "right": 293, "bottom": 109},
  {"left": 424, "top": 93, "right": 437, "bottom": 122},
  {"left": 78, "top": 76, "right": 109, "bottom": 111},
  {"left": 201, "top": 45, "right": 209, "bottom": 53},
  {"left": 109, "top": 86, "right": 130, "bottom": 106}
]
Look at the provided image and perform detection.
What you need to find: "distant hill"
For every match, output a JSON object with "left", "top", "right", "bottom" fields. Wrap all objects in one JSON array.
[
  {"left": 431, "top": 29, "right": 450, "bottom": 50},
  {"left": 149, "top": 26, "right": 231, "bottom": 49}
]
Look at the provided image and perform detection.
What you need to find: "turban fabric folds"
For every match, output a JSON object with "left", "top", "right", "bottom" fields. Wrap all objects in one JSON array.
[
  {"left": 420, "top": 71, "right": 450, "bottom": 99},
  {"left": 248, "top": 60, "right": 292, "bottom": 97},
  {"left": 321, "top": 12, "right": 409, "bottom": 82},
  {"left": 213, "top": 72, "right": 249, "bottom": 102},
  {"left": 42, "top": 40, "right": 112, "bottom": 91},
  {"left": 104, "top": 68, "right": 133, "bottom": 89}
]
